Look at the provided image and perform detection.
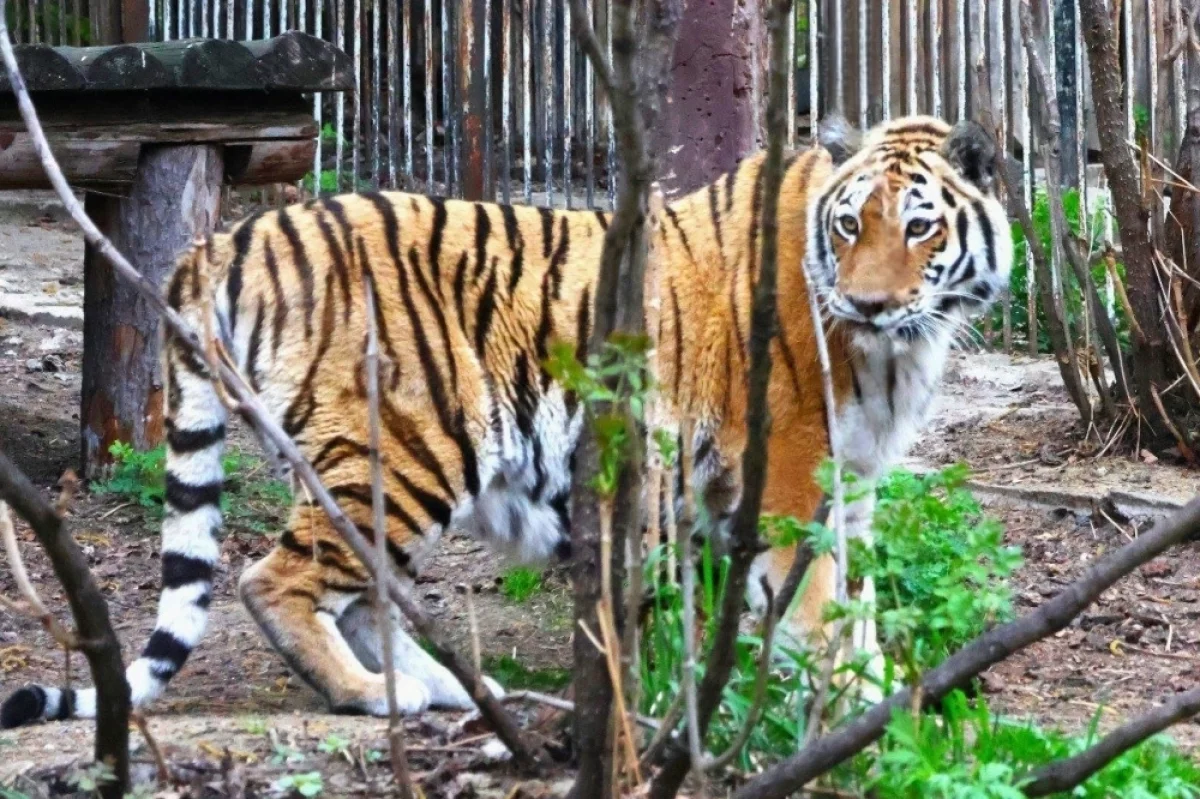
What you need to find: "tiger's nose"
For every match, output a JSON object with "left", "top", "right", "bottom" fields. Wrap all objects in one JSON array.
[{"left": 844, "top": 292, "right": 902, "bottom": 318}]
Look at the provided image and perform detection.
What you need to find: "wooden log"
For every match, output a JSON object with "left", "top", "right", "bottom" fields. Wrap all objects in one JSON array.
[
  {"left": 0, "top": 34, "right": 353, "bottom": 94},
  {"left": 243, "top": 31, "right": 355, "bottom": 92},
  {"left": 55, "top": 44, "right": 173, "bottom": 90},
  {"left": 80, "top": 144, "right": 223, "bottom": 477},
  {"left": 0, "top": 45, "right": 84, "bottom": 92},
  {"left": 0, "top": 133, "right": 140, "bottom": 188},
  {"left": 132, "top": 39, "right": 265, "bottom": 89},
  {"left": 224, "top": 138, "right": 319, "bottom": 184}
]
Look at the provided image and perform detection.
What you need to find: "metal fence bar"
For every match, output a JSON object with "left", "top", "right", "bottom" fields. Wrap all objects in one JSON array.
[
  {"left": 502, "top": 0, "right": 513, "bottom": 203},
  {"left": 858, "top": 0, "right": 867, "bottom": 127},
  {"left": 386, "top": 0, "right": 397, "bottom": 187},
  {"left": 542, "top": 0, "right": 554, "bottom": 206},
  {"left": 930, "top": 0, "right": 940, "bottom": 117},
  {"left": 584, "top": 0, "right": 594, "bottom": 205},
  {"left": 523, "top": 0, "right": 533, "bottom": 203},
  {"left": 905, "top": 0, "right": 916, "bottom": 113},
  {"left": 562, "top": 0, "right": 572, "bottom": 207}
]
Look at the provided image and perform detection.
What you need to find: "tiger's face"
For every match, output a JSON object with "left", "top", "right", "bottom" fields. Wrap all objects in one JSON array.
[{"left": 807, "top": 116, "right": 1013, "bottom": 347}]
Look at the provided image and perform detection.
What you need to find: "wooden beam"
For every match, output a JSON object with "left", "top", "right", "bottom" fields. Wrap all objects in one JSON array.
[{"left": 0, "top": 32, "right": 354, "bottom": 93}]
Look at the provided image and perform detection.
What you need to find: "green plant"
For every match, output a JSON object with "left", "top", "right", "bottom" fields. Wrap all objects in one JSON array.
[
  {"left": 238, "top": 715, "right": 268, "bottom": 735},
  {"left": 66, "top": 762, "right": 116, "bottom": 796},
  {"left": 269, "top": 741, "right": 307, "bottom": 765},
  {"left": 864, "top": 464, "right": 1022, "bottom": 677},
  {"left": 482, "top": 654, "right": 571, "bottom": 692},
  {"left": 500, "top": 566, "right": 544, "bottom": 602},
  {"left": 835, "top": 690, "right": 1200, "bottom": 798},
  {"left": 272, "top": 771, "right": 324, "bottom": 797},
  {"left": 302, "top": 169, "right": 340, "bottom": 194},
  {"left": 93, "top": 442, "right": 291, "bottom": 532},
  {"left": 317, "top": 733, "right": 351, "bottom": 758}
]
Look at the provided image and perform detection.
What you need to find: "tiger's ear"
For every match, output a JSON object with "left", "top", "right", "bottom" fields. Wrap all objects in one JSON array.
[
  {"left": 942, "top": 120, "right": 997, "bottom": 191},
  {"left": 817, "top": 113, "right": 861, "bottom": 166}
]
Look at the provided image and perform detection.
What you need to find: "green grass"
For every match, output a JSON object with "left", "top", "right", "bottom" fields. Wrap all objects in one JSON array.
[
  {"left": 499, "top": 567, "right": 545, "bottom": 602},
  {"left": 638, "top": 463, "right": 1199, "bottom": 791},
  {"left": 482, "top": 654, "right": 571, "bottom": 692},
  {"left": 92, "top": 441, "right": 292, "bottom": 533}
]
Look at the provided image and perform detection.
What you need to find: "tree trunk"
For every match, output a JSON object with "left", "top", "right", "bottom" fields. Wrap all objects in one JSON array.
[
  {"left": 81, "top": 144, "right": 223, "bottom": 477},
  {"left": 1166, "top": 4, "right": 1200, "bottom": 375},
  {"left": 650, "top": 0, "right": 764, "bottom": 199},
  {"left": 1078, "top": 0, "right": 1173, "bottom": 422}
]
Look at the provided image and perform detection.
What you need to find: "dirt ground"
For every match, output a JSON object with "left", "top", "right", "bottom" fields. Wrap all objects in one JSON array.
[{"left": 1, "top": 192, "right": 1199, "bottom": 795}]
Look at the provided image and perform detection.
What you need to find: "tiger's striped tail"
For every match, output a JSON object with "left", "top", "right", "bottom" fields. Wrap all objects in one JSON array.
[{"left": 1, "top": 245, "right": 228, "bottom": 729}]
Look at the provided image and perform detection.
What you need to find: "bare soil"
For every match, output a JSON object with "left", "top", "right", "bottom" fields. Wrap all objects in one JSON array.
[{"left": 1, "top": 192, "right": 1198, "bottom": 795}]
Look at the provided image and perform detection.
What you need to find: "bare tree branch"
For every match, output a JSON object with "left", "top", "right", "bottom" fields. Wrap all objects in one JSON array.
[
  {"left": 0, "top": 21, "right": 540, "bottom": 772},
  {"left": 649, "top": 2, "right": 795, "bottom": 794},
  {"left": 364, "top": 276, "right": 415, "bottom": 799},
  {"left": 732, "top": 495, "right": 1200, "bottom": 799},
  {"left": 1024, "top": 688, "right": 1200, "bottom": 796},
  {"left": 0, "top": 452, "right": 129, "bottom": 798}
]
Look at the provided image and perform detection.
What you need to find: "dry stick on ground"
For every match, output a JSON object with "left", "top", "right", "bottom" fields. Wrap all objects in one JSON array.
[
  {"left": 363, "top": 275, "right": 415, "bottom": 799},
  {"left": 1023, "top": 687, "right": 1200, "bottom": 796},
  {"left": 0, "top": 28, "right": 541, "bottom": 773},
  {"left": 0, "top": 452, "right": 130, "bottom": 799},
  {"left": 648, "top": 3, "right": 798, "bottom": 796},
  {"left": 729, "top": 494, "right": 1200, "bottom": 799},
  {"left": 1015, "top": 3, "right": 1129, "bottom": 415}
]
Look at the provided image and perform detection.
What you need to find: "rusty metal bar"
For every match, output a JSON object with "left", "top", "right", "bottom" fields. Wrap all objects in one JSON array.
[
  {"left": 335, "top": 0, "right": 346, "bottom": 189},
  {"left": 443, "top": 0, "right": 453, "bottom": 193},
  {"left": 542, "top": 0, "right": 555, "bottom": 206},
  {"left": 881, "top": 0, "right": 890, "bottom": 120},
  {"left": 929, "top": 0, "right": 940, "bottom": 117},
  {"left": 786, "top": 0, "right": 795, "bottom": 145},
  {"left": 562, "top": 0, "right": 572, "bottom": 207},
  {"left": 810, "top": 0, "right": 818, "bottom": 126},
  {"left": 386, "top": 0, "right": 397, "bottom": 187},
  {"left": 403, "top": 0, "right": 413, "bottom": 183},
  {"left": 606, "top": 0, "right": 614, "bottom": 208},
  {"left": 585, "top": 0, "right": 596, "bottom": 204},
  {"left": 957, "top": 0, "right": 966, "bottom": 118},
  {"left": 502, "top": 0, "right": 514, "bottom": 203},
  {"left": 905, "top": 0, "right": 916, "bottom": 113},
  {"left": 484, "top": 0, "right": 494, "bottom": 198},
  {"left": 351, "top": 0, "right": 362, "bottom": 189},
  {"left": 226, "top": 0, "right": 234, "bottom": 39},
  {"left": 858, "top": 0, "right": 867, "bottom": 126},
  {"left": 523, "top": 0, "right": 533, "bottom": 203},
  {"left": 461, "top": 0, "right": 486, "bottom": 199},
  {"left": 424, "top": 0, "right": 433, "bottom": 190},
  {"left": 370, "top": 0, "right": 380, "bottom": 189},
  {"left": 313, "top": 0, "right": 324, "bottom": 188}
]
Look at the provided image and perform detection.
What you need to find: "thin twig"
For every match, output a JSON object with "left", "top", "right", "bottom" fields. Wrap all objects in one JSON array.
[
  {"left": 677, "top": 423, "right": 707, "bottom": 796},
  {"left": 0, "top": 23, "right": 539, "bottom": 771},
  {"left": 0, "top": 502, "right": 77, "bottom": 650},
  {"left": 1024, "top": 688, "right": 1200, "bottom": 796},
  {"left": 364, "top": 275, "right": 415, "bottom": 799},
  {"left": 701, "top": 580, "right": 777, "bottom": 772},
  {"left": 132, "top": 712, "right": 169, "bottom": 785},
  {"left": 502, "top": 691, "right": 662, "bottom": 731}
]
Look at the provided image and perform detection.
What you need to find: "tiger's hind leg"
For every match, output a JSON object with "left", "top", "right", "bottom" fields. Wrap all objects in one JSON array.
[
  {"left": 238, "top": 536, "right": 432, "bottom": 715},
  {"left": 338, "top": 598, "right": 504, "bottom": 710}
]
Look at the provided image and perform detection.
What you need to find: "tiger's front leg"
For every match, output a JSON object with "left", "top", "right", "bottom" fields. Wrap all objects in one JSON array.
[{"left": 759, "top": 493, "right": 884, "bottom": 703}]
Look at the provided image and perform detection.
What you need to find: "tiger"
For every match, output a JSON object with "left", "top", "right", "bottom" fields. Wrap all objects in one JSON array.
[{"left": 0, "top": 114, "right": 1011, "bottom": 727}]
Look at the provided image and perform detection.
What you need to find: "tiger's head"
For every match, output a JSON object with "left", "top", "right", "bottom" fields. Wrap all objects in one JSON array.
[{"left": 806, "top": 115, "right": 1013, "bottom": 349}]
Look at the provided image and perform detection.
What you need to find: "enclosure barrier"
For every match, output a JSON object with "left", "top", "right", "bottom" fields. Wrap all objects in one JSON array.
[{"left": 2, "top": 0, "right": 1188, "bottom": 353}]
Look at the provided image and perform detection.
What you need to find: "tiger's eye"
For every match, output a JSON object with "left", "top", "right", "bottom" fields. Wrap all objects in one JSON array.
[
  {"left": 838, "top": 215, "right": 859, "bottom": 237},
  {"left": 906, "top": 219, "right": 932, "bottom": 238}
]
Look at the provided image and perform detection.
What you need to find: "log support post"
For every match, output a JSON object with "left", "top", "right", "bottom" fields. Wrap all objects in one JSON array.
[{"left": 80, "top": 144, "right": 223, "bottom": 477}]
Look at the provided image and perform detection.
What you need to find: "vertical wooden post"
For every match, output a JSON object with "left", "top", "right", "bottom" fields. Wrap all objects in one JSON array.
[
  {"left": 651, "top": 0, "right": 765, "bottom": 198},
  {"left": 1054, "top": 0, "right": 1080, "bottom": 188},
  {"left": 80, "top": 145, "right": 224, "bottom": 477}
]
